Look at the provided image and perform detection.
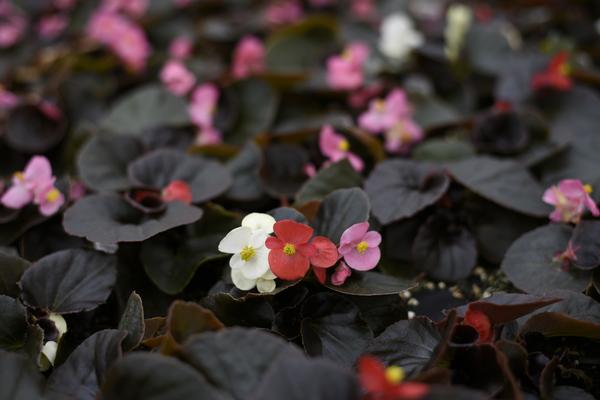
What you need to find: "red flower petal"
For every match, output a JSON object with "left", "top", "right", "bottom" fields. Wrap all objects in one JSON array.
[
  {"left": 273, "top": 219, "right": 313, "bottom": 244},
  {"left": 312, "top": 266, "right": 327, "bottom": 284},
  {"left": 357, "top": 356, "right": 389, "bottom": 394},
  {"left": 391, "top": 382, "right": 429, "bottom": 399},
  {"left": 310, "top": 236, "right": 339, "bottom": 268},
  {"left": 162, "top": 180, "right": 193, "bottom": 204},
  {"left": 464, "top": 307, "right": 493, "bottom": 343},
  {"left": 268, "top": 249, "right": 310, "bottom": 280},
  {"left": 297, "top": 242, "right": 317, "bottom": 257},
  {"left": 265, "top": 236, "right": 284, "bottom": 250}
]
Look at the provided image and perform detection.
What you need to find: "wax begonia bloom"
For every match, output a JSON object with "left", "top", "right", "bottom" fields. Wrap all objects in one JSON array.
[
  {"left": 264, "top": 0, "right": 303, "bottom": 26},
  {"left": 444, "top": 3, "right": 473, "bottom": 62},
  {"left": 359, "top": 89, "right": 411, "bottom": 134},
  {"left": 34, "top": 181, "right": 65, "bottom": 216},
  {"left": 160, "top": 60, "right": 196, "bottom": 96},
  {"left": 162, "top": 180, "right": 193, "bottom": 204},
  {"left": 463, "top": 307, "right": 493, "bottom": 343},
  {"left": 319, "top": 125, "right": 364, "bottom": 172},
  {"left": 0, "top": 3, "right": 26, "bottom": 49},
  {"left": 219, "top": 226, "right": 271, "bottom": 280},
  {"left": 0, "top": 88, "right": 19, "bottom": 109},
  {"left": 379, "top": 13, "right": 424, "bottom": 64},
  {"left": 195, "top": 126, "right": 222, "bottom": 146},
  {"left": 542, "top": 179, "right": 599, "bottom": 224},
  {"left": 266, "top": 220, "right": 317, "bottom": 280},
  {"left": 41, "top": 341, "right": 58, "bottom": 371},
  {"left": 169, "top": 36, "right": 193, "bottom": 60},
  {"left": 532, "top": 52, "right": 571, "bottom": 92},
  {"left": 231, "top": 268, "right": 277, "bottom": 293},
  {"left": 310, "top": 236, "right": 339, "bottom": 284},
  {"left": 338, "top": 222, "right": 381, "bottom": 271},
  {"left": 326, "top": 42, "right": 369, "bottom": 91},
  {"left": 37, "top": 14, "right": 68, "bottom": 40},
  {"left": 331, "top": 261, "right": 352, "bottom": 286},
  {"left": 232, "top": 35, "right": 266, "bottom": 80},
  {"left": 188, "top": 83, "right": 219, "bottom": 128},
  {"left": 383, "top": 118, "right": 423, "bottom": 154},
  {"left": 241, "top": 212, "right": 276, "bottom": 234},
  {"left": 351, "top": 0, "right": 375, "bottom": 20},
  {"left": 358, "top": 356, "right": 429, "bottom": 400}
]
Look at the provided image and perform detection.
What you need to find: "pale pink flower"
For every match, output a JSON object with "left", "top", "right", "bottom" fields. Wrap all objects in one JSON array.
[
  {"left": 195, "top": 126, "right": 222, "bottom": 145},
  {"left": 264, "top": 0, "right": 303, "bottom": 26},
  {"left": 358, "top": 89, "right": 411, "bottom": 134},
  {"left": 33, "top": 180, "right": 65, "bottom": 216},
  {"left": 319, "top": 125, "right": 364, "bottom": 172},
  {"left": 327, "top": 42, "right": 369, "bottom": 91},
  {"left": 38, "top": 100, "right": 63, "bottom": 121},
  {"left": 304, "top": 163, "right": 317, "bottom": 178},
  {"left": 232, "top": 35, "right": 266, "bottom": 80},
  {"left": 383, "top": 117, "right": 423, "bottom": 154},
  {"left": 188, "top": 83, "right": 219, "bottom": 128},
  {"left": 331, "top": 261, "right": 351, "bottom": 285},
  {"left": 54, "top": 0, "right": 77, "bottom": 10},
  {"left": 338, "top": 222, "right": 381, "bottom": 271},
  {"left": 0, "top": 88, "right": 20, "bottom": 109},
  {"left": 169, "top": 36, "right": 193, "bottom": 60},
  {"left": 102, "top": 0, "right": 148, "bottom": 18},
  {"left": 542, "top": 179, "right": 600, "bottom": 224},
  {"left": 351, "top": 0, "right": 376, "bottom": 20},
  {"left": 37, "top": 14, "right": 68, "bottom": 40},
  {"left": 160, "top": 60, "right": 196, "bottom": 96},
  {"left": 0, "top": 3, "right": 26, "bottom": 49}
]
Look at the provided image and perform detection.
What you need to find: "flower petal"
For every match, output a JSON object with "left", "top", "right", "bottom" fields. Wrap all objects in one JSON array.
[
  {"left": 331, "top": 262, "right": 352, "bottom": 286},
  {"left": 218, "top": 226, "right": 252, "bottom": 254},
  {"left": 231, "top": 268, "right": 257, "bottom": 291},
  {"left": 1, "top": 184, "right": 32, "bottom": 209},
  {"left": 312, "top": 266, "right": 327, "bottom": 284},
  {"left": 256, "top": 277, "right": 276, "bottom": 293},
  {"left": 364, "top": 231, "right": 382, "bottom": 247},
  {"left": 242, "top": 212, "right": 276, "bottom": 234},
  {"left": 310, "top": 236, "right": 339, "bottom": 268},
  {"left": 239, "top": 249, "right": 270, "bottom": 279},
  {"left": 344, "top": 247, "right": 380, "bottom": 271},
  {"left": 265, "top": 236, "right": 284, "bottom": 250},
  {"left": 273, "top": 219, "right": 313, "bottom": 244},
  {"left": 268, "top": 250, "right": 310, "bottom": 280},
  {"left": 339, "top": 221, "right": 369, "bottom": 246},
  {"left": 23, "top": 156, "right": 53, "bottom": 183}
]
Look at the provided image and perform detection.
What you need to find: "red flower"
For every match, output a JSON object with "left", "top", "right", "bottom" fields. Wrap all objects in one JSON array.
[
  {"left": 266, "top": 220, "right": 338, "bottom": 281},
  {"left": 358, "top": 356, "right": 429, "bottom": 400},
  {"left": 463, "top": 307, "right": 493, "bottom": 343},
  {"left": 531, "top": 52, "right": 572, "bottom": 91},
  {"left": 162, "top": 180, "right": 193, "bottom": 204}
]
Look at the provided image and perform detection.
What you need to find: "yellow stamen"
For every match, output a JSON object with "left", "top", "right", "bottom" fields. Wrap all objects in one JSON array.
[
  {"left": 45, "top": 188, "right": 60, "bottom": 203},
  {"left": 240, "top": 246, "right": 256, "bottom": 262},
  {"left": 385, "top": 366, "right": 405, "bottom": 384},
  {"left": 356, "top": 241, "right": 368, "bottom": 254},
  {"left": 584, "top": 184, "right": 593, "bottom": 194},
  {"left": 559, "top": 63, "right": 571, "bottom": 76},
  {"left": 338, "top": 139, "right": 350, "bottom": 152},
  {"left": 283, "top": 243, "right": 296, "bottom": 256},
  {"left": 13, "top": 171, "right": 24, "bottom": 182}
]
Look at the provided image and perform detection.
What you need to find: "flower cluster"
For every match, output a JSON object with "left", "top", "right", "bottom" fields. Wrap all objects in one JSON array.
[
  {"left": 232, "top": 36, "right": 266, "bottom": 80},
  {"left": 319, "top": 125, "right": 364, "bottom": 172},
  {"left": 188, "top": 83, "right": 222, "bottom": 145},
  {"left": 218, "top": 214, "right": 381, "bottom": 292},
  {"left": 1, "top": 156, "right": 65, "bottom": 216},
  {"left": 542, "top": 179, "right": 599, "bottom": 224},
  {"left": 326, "top": 42, "right": 370, "bottom": 91},
  {"left": 358, "top": 355, "right": 429, "bottom": 400},
  {"left": 264, "top": 0, "right": 303, "bottom": 26},
  {"left": 0, "top": 2, "right": 27, "bottom": 49},
  {"left": 359, "top": 89, "right": 423, "bottom": 153}
]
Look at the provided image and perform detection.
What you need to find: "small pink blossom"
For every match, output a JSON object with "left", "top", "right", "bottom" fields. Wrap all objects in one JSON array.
[
  {"left": 160, "top": 60, "right": 196, "bottom": 96},
  {"left": 338, "top": 222, "right": 381, "bottom": 271},
  {"left": 0, "top": 3, "right": 27, "bottom": 49},
  {"left": 195, "top": 126, "right": 222, "bottom": 146},
  {"left": 542, "top": 179, "right": 600, "bottom": 224},
  {"left": 232, "top": 35, "right": 266, "bottom": 80},
  {"left": 38, "top": 100, "right": 63, "bottom": 121},
  {"left": 188, "top": 83, "right": 219, "bottom": 128},
  {"left": 304, "top": 163, "right": 317, "bottom": 178},
  {"left": 351, "top": 0, "right": 376, "bottom": 20},
  {"left": 319, "top": 125, "right": 364, "bottom": 172},
  {"left": 169, "top": 36, "right": 193, "bottom": 60},
  {"left": 327, "top": 42, "right": 369, "bottom": 91},
  {"left": 358, "top": 89, "right": 411, "bottom": 134},
  {"left": 102, "top": 0, "right": 148, "bottom": 18},
  {"left": 34, "top": 181, "right": 65, "bottom": 216},
  {"left": 0, "top": 88, "right": 20, "bottom": 110},
  {"left": 37, "top": 14, "right": 68, "bottom": 40},
  {"left": 383, "top": 118, "right": 423, "bottom": 154},
  {"left": 348, "top": 83, "right": 383, "bottom": 109},
  {"left": 264, "top": 0, "right": 303, "bottom": 26},
  {"left": 331, "top": 261, "right": 352, "bottom": 285}
]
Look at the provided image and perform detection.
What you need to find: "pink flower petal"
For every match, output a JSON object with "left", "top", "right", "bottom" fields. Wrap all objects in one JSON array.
[
  {"left": 1, "top": 184, "right": 32, "bottom": 209},
  {"left": 339, "top": 221, "right": 369, "bottom": 246},
  {"left": 363, "top": 231, "right": 381, "bottom": 247},
  {"left": 343, "top": 246, "right": 380, "bottom": 271},
  {"left": 331, "top": 262, "right": 352, "bottom": 286}
]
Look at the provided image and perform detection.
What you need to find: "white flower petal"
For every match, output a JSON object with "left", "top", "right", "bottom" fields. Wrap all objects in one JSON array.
[
  {"left": 231, "top": 268, "right": 257, "bottom": 291},
  {"left": 48, "top": 313, "right": 67, "bottom": 339},
  {"left": 256, "top": 277, "right": 276, "bottom": 293},
  {"left": 241, "top": 212, "right": 276, "bottom": 234},
  {"left": 249, "top": 231, "right": 269, "bottom": 249},
  {"left": 218, "top": 227, "right": 252, "bottom": 254},
  {"left": 41, "top": 341, "right": 58, "bottom": 367},
  {"left": 262, "top": 269, "right": 277, "bottom": 280},
  {"left": 239, "top": 249, "right": 269, "bottom": 279},
  {"left": 229, "top": 252, "right": 244, "bottom": 269}
]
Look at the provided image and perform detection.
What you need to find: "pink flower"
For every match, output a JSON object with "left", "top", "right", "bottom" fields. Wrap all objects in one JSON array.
[
  {"left": 102, "top": 0, "right": 148, "bottom": 18},
  {"left": 331, "top": 261, "right": 351, "bottom": 285},
  {"left": 542, "top": 179, "right": 600, "bottom": 224},
  {"left": 33, "top": 181, "right": 65, "bottom": 216},
  {"left": 338, "top": 222, "right": 381, "bottom": 271},
  {"left": 162, "top": 180, "right": 192, "bottom": 204},
  {"left": 358, "top": 89, "right": 411, "bottom": 134},
  {"left": 264, "top": 0, "right": 303, "bottom": 26},
  {"left": 188, "top": 83, "right": 219, "bottom": 128},
  {"left": 0, "top": 88, "right": 20, "bottom": 110},
  {"left": 54, "top": 0, "right": 77, "bottom": 10},
  {"left": 553, "top": 240, "right": 578, "bottom": 272},
  {"left": 304, "top": 163, "right": 317, "bottom": 177},
  {"left": 383, "top": 118, "right": 423, "bottom": 154},
  {"left": 87, "top": 11, "right": 151, "bottom": 72},
  {"left": 38, "top": 100, "right": 63, "bottom": 121},
  {"left": 319, "top": 125, "right": 364, "bottom": 172},
  {"left": 0, "top": 3, "right": 26, "bottom": 49},
  {"left": 351, "top": 0, "right": 376, "bottom": 20},
  {"left": 326, "top": 42, "right": 369, "bottom": 91},
  {"left": 160, "top": 60, "right": 196, "bottom": 96},
  {"left": 37, "top": 14, "right": 68, "bottom": 40},
  {"left": 169, "top": 36, "right": 193, "bottom": 60},
  {"left": 232, "top": 35, "right": 266, "bottom": 80},
  {"left": 195, "top": 126, "right": 222, "bottom": 145}
]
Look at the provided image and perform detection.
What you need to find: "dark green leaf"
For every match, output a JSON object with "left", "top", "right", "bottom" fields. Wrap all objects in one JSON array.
[
  {"left": 118, "top": 292, "right": 145, "bottom": 351},
  {"left": 225, "top": 142, "right": 263, "bottom": 201},
  {"left": 269, "top": 207, "right": 307, "bottom": 224},
  {"left": 570, "top": 220, "right": 600, "bottom": 270},
  {"left": 260, "top": 143, "right": 309, "bottom": 198},
  {"left": 0, "top": 295, "right": 27, "bottom": 350},
  {"left": 296, "top": 160, "right": 363, "bottom": 205},
  {"left": 412, "top": 138, "right": 475, "bottom": 162},
  {"left": 5, "top": 105, "right": 65, "bottom": 153},
  {"left": 0, "top": 350, "right": 45, "bottom": 400},
  {"left": 324, "top": 271, "right": 413, "bottom": 296},
  {"left": 313, "top": 188, "right": 370, "bottom": 243},
  {"left": 200, "top": 293, "right": 274, "bottom": 328},
  {"left": 0, "top": 252, "right": 30, "bottom": 297}
]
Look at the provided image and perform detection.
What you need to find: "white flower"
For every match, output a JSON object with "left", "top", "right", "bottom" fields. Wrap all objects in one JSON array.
[
  {"left": 444, "top": 3, "right": 473, "bottom": 62},
  {"left": 48, "top": 313, "right": 68, "bottom": 338},
  {"left": 40, "top": 341, "right": 58, "bottom": 371},
  {"left": 231, "top": 268, "right": 277, "bottom": 293},
  {"left": 379, "top": 13, "right": 424, "bottom": 64},
  {"left": 241, "top": 212, "right": 275, "bottom": 234}
]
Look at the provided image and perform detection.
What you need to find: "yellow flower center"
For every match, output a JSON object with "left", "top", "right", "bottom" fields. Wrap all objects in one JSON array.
[
  {"left": 559, "top": 62, "right": 571, "bottom": 76},
  {"left": 356, "top": 241, "right": 369, "bottom": 254},
  {"left": 584, "top": 184, "right": 593, "bottom": 194},
  {"left": 240, "top": 245, "right": 256, "bottom": 262},
  {"left": 385, "top": 366, "right": 405, "bottom": 384},
  {"left": 13, "top": 171, "right": 24, "bottom": 182},
  {"left": 338, "top": 139, "right": 350, "bottom": 152},
  {"left": 283, "top": 243, "right": 296, "bottom": 256},
  {"left": 45, "top": 188, "right": 60, "bottom": 203}
]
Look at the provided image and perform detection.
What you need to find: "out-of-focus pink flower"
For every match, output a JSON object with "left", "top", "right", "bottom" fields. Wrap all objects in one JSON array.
[
  {"left": 319, "top": 125, "right": 364, "bottom": 172},
  {"left": 195, "top": 126, "right": 222, "bottom": 145},
  {"left": 37, "top": 14, "right": 68, "bottom": 40},
  {"left": 38, "top": 100, "right": 63, "bottom": 121},
  {"left": 331, "top": 261, "right": 351, "bottom": 286},
  {"left": 338, "top": 222, "right": 381, "bottom": 271},
  {"left": 160, "top": 60, "right": 196, "bottom": 96},
  {"left": 358, "top": 89, "right": 411, "bottom": 134},
  {"left": 162, "top": 180, "right": 192, "bottom": 204},
  {"left": 102, "top": 0, "right": 148, "bottom": 18},
  {"left": 54, "top": 0, "right": 77, "bottom": 10},
  {"left": 304, "top": 163, "right": 317, "bottom": 178},
  {"left": 232, "top": 35, "right": 266, "bottom": 80},
  {"left": 264, "top": 0, "right": 303, "bottom": 26},
  {"left": 348, "top": 83, "right": 383, "bottom": 109},
  {"left": 0, "top": 3, "right": 27, "bottom": 49},
  {"left": 351, "top": 0, "right": 376, "bottom": 20},
  {"left": 34, "top": 181, "right": 65, "bottom": 216},
  {"left": 553, "top": 240, "right": 578, "bottom": 271},
  {"left": 383, "top": 118, "right": 423, "bottom": 154},
  {"left": 0, "top": 88, "right": 20, "bottom": 110},
  {"left": 169, "top": 36, "right": 193, "bottom": 60},
  {"left": 188, "top": 83, "right": 219, "bottom": 128},
  {"left": 327, "top": 42, "right": 369, "bottom": 91},
  {"left": 87, "top": 10, "right": 151, "bottom": 72},
  {"left": 542, "top": 179, "right": 600, "bottom": 224}
]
